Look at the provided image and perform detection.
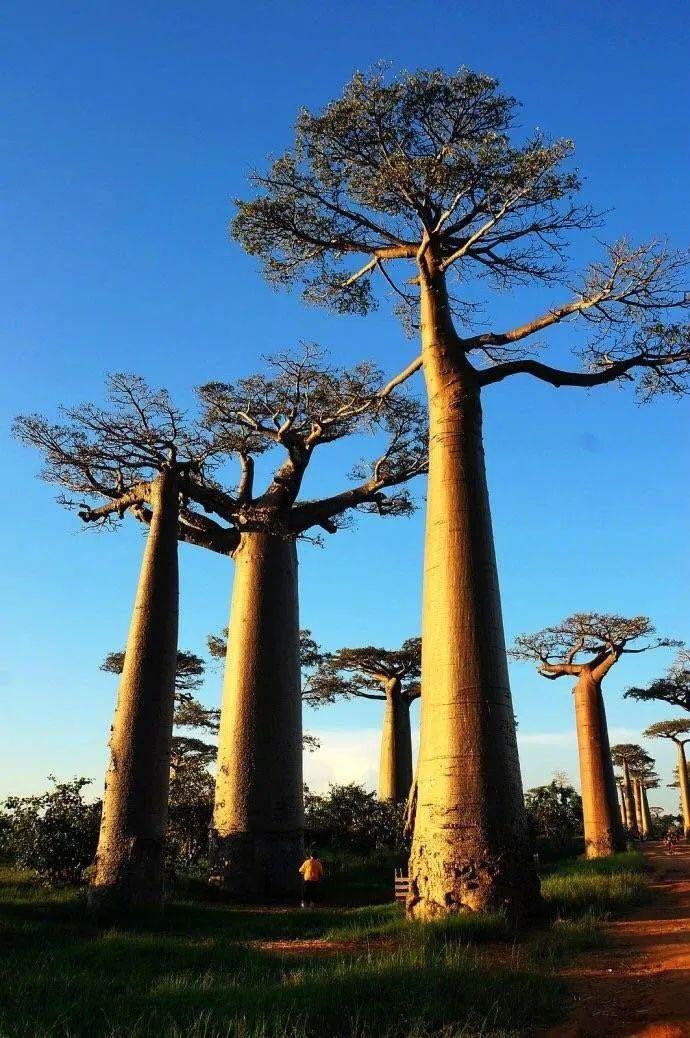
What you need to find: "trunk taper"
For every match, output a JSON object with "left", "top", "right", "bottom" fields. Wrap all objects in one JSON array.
[
  {"left": 677, "top": 743, "right": 690, "bottom": 840},
  {"left": 92, "top": 467, "right": 179, "bottom": 909},
  {"left": 622, "top": 760, "right": 639, "bottom": 840},
  {"left": 378, "top": 678, "right": 413, "bottom": 804},
  {"left": 572, "top": 672, "right": 625, "bottom": 857},
  {"left": 211, "top": 531, "right": 304, "bottom": 898},
  {"left": 408, "top": 274, "right": 539, "bottom": 918}
]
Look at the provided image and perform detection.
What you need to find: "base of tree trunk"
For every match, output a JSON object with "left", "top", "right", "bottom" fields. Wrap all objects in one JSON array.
[
  {"left": 209, "top": 830, "right": 304, "bottom": 899},
  {"left": 90, "top": 836, "right": 165, "bottom": 911},
  {"left": 406, "top": 844, "right": 541, "bottom": 921}
]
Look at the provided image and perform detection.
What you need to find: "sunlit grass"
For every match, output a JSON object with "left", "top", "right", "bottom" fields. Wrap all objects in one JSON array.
[{"left": 0, "top": 852, "right": 647, "bottom": 1037}]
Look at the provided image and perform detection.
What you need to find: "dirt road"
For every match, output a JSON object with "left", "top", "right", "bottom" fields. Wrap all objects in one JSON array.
[{"left": 545, "top": 841, "right": 690, "bottom": 1037}]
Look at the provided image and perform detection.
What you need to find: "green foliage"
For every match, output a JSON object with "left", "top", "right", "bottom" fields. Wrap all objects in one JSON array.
[
  {"left": 525, "top": 781, "right": 583, "bottom": 855},
  {"left": 0, "top": 777, "right": 100, "bottom": 883},
  {"left": 304, "top": 783, "right": 407, "bottom": 853}
]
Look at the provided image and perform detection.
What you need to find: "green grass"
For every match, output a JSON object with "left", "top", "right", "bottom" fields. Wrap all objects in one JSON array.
[{"left": 0, "top": 851, "right": 648, "bottom": 1038}]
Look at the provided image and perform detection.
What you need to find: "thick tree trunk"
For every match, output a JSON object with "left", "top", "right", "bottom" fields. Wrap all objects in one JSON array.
[
  {"left": 211, "top": 530, "right": 303, "bottom": 898},
  {"left": 408, "top": 276, "right": 539, "bottom": 919},
  {"left": 622, "top": 761, "right": 639, "bottom": 840},
  {"left": 572, "top": 672, "right": 623, "bottom": 857},
  {"left": 92, "top": 468, "right": 179, "bottom": 909},
  {"left": 596, "top": 687, "right": 627, "bottom": 852},
  {"left": 632, "top": 779, "right": 645, "bottom": 838},
  {"left": 378, "top": 679, "right": 413, "bottom": 804},
  {"left": 677, "top": 743, "right": 690, "bottom": 840},
  {"left": 619, "top": 784, "right": 628, "bottom": 829},
  {"left": 640, "top": 783, "right": 652, "bottom": 838}
]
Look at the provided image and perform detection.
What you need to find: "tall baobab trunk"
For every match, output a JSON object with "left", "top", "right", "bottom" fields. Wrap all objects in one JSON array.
[
  {"left": 211, "top": 530, "right": 303, "bottom": 898},
  {"left": 618, "top": 784, "right": 628, "bottom": 829},
  {"left": 639, "top": 783, "right": 652, "bottom": 839},
  {"left": 572, "top": 670, "right": 625, "bottom": 857},
  {"left": 378, "top": 679, "right": 413, "bottom": 804},
  {"left": 408, "top": 273, "right": 539, "bottom": 918},
  {"left": 597, "top": 687, "right": 627, "bottom": 852},
  {"left": 632, "top": 779, "right": 645, "bottom": 838},
  {"left": 92, "top": 468, "right": 179, "bottom": 909},
  {"left": 677, "top": 743, "right": 690, "bottom": 840},
  {"left": 622, "top": 760, "right": 639, "bottom": 840}
]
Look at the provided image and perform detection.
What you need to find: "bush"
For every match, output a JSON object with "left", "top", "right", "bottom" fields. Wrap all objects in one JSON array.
[
  {"left": 304, "top": 783, "right": 407, "bottom": 853},
  {"left": 525, "top": 781, "right": 583, "bottom": 859},
  {"left": 1, "top": 776, "right": 101, "bottom": 884}
]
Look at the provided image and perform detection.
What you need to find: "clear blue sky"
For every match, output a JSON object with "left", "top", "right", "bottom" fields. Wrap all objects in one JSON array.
[{"left": 1, "top": 1, "right": 688, "bottom": 809}]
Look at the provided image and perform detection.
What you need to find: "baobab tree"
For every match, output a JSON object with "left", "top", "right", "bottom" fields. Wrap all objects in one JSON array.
[
  {"left": 311, "top": 638, "right": 421, "bottom": 803},
  {"left": 513, "top": 615, "right": 676, "bottom": 856},
  {"left": 626, "top": 650, "right": 690, "bottom": 713},
  {"left": 611, "top": 744, "right": 655, "bottom": 839},
  {"left": 101, "top": 649, "right": 220, "bottom": 731},
  {"left": 207, "top": 626, "right": 327, "bottom": 752},
  {"left": 14, "top": 374, "right": 223, "bottom": 909},
  {"left": 232, "top": 67, "right": 690, "bottom": 916},
  {"left": 644, "top": 720, "right": 690, "bottom": 839},
  {"left": 195, "top": 349, "right": 427, "bottom": 897}
]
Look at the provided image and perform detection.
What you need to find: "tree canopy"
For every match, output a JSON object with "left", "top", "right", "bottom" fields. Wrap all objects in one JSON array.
[
  {"left": 643, "top": 719, "right": 690, "bottom": 745},
  {"left": 310, "top": 638, "right": 421, "bottom": 702},
  {"left": 512, "top": 613, "right": 679, "bottom": 684},
  {"left": 232, "top": 67, "right": 690, "bottom": 394},
  {"left": 626, "top": 650, "right": 690, "bottom": 713}
]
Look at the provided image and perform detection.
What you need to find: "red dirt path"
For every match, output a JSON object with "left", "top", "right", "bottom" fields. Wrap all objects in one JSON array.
[{"left": 543, "top": 841, "right": 690, "bottom": 1038}]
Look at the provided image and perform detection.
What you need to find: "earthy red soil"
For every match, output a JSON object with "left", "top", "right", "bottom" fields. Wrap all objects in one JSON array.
[{"left": 543, "top": 841, "right": 690, "bottom": 1038}]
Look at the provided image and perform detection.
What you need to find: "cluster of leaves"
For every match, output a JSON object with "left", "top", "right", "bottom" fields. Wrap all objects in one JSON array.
[
  {"left": 304, "top": 782, "right": 407, "bottom": 853},
  {"left": 524, "top": 780, "right": 583, "bottom": 856},
  {"left": 0, "top": 777, "right": 101, "bottom": 883}
]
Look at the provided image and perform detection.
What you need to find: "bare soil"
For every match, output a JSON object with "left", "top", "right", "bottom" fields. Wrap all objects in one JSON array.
[{"left": 543, "top": 841, "right": 690, "bottom": 1038}]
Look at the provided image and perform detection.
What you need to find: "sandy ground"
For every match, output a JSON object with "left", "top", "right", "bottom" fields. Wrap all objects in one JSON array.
[{"left": 543, "top": 841, "right": 690, "bottom": 1038}]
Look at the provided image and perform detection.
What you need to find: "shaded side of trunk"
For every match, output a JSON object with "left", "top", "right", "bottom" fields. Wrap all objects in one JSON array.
[
  {"left": 632, "top": 778, "right": 645, "bottom": 838},
  {"left": 678, "top": 743, "right": 690, "bottom": 840},
  {"left": 572, "top": 672, "right": 619, "bottom": 858},
  {"left": 378, "top": 679, "right": 413, "bottom": 804},
  {"left": 640, "top": 784, "right": 652, "bottom": 838},
  {"left": 92, "top": 468, "right": 179, "bottom": 909},
  {"left": 408, "top": 277, "right": 539, "bottom": 919},
  {"left": 622, "top": 761, "right": 639, "bottom": 840},
  {"left": 596, "top": 687, "right": 627, "bottom": 852},
  {"left": 211, "top": 531, "right": 303, "bottom": 898}
]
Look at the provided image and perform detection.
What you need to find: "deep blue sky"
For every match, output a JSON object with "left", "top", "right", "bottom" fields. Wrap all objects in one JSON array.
[{"left": 1, "top": 1, "right": 688, "bottom": 808}]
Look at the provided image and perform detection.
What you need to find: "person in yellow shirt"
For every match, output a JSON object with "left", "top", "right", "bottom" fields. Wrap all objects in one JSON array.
[{"left": 298, "top": 849, "right": 325, "bottom": 907}]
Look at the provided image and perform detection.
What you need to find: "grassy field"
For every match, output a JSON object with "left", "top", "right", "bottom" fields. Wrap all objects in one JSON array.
[{"left": 0, "top": 851, "right": 647, "bottom": 1038}]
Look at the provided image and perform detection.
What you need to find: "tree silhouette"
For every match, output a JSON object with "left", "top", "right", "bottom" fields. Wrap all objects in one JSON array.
[
  {"left": 232, "top": 66, "right": 690, "bottom": 917},
  {"left": 626, "top": 650, "right": 690, "bottom": 713}
]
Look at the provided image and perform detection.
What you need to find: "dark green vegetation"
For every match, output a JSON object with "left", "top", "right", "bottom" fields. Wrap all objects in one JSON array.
[{"left": 0, "top": 852, "right": 647, "bottom": 1038}]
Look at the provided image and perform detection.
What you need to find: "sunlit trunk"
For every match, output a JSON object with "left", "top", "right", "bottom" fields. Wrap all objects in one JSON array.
[
  {"left": 677, "top": 743, "right": 690, "bottom": 840},
  {"left": 632, "top": 779, "right": 645, "bottom": 839},
  {"left": 618, "top": 784, "right": 628, "bottom": 829},
  {"left": 572, "top": 672, "right": 623, "bottom": 857},
  {"left": 408, "top": 273, "right": 539, "bottom": 918},
  {"left": 378, "top": 679, "right": 413, "bottom": 804},
  {"left": 211, "top": 531, "right": 303, "bottom": 897},
  {"left": 640, "top": 783, "right": 652, "bottom": 838},
  {"left": 596, "top": 687, "right": 627, "bottom": 852},
  {"left": 622, "top": 760, "right": 639, "bottom": 840},
  {"left": 92, "top": 467, "right": 179, "bottom": 909}
]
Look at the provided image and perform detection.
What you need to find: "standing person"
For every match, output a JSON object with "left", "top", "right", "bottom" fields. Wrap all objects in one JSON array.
[{"left": 299, "top": 850, "right": 325, "bottom": 908}]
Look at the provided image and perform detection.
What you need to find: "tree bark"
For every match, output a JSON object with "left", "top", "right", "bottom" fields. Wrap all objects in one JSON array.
[
  {"left": 378, "top": 678, "right": 413, "bottom": 804},
  {"left": 632, "top": 778, "right": 645, "bottom": 838},
  {"left": 619, "top": 784, "right": 628, "bottom": 829},
  {"left": 622, "top": 760, "right": 639, "bottom": 840},
  {"left": 640, "top": 783, "right": 653, "bottom": 839},
  {"left": 572, "top": 671, "right": 623, "bottom": 857},
  {"left": 211, "top": 530, "right": 304, "bottom": 898},
  {"left": 408, "top": 272, "right": 539, "bottom": 919},
  {"left": 677, "top": 743, "right": 690, "bottom": 840},
  {"left": 596, "top": 686, "right": 627, "bottom": 852},
  {"left": 92, "top": 467, "right": 179, "bottom": 909}
]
